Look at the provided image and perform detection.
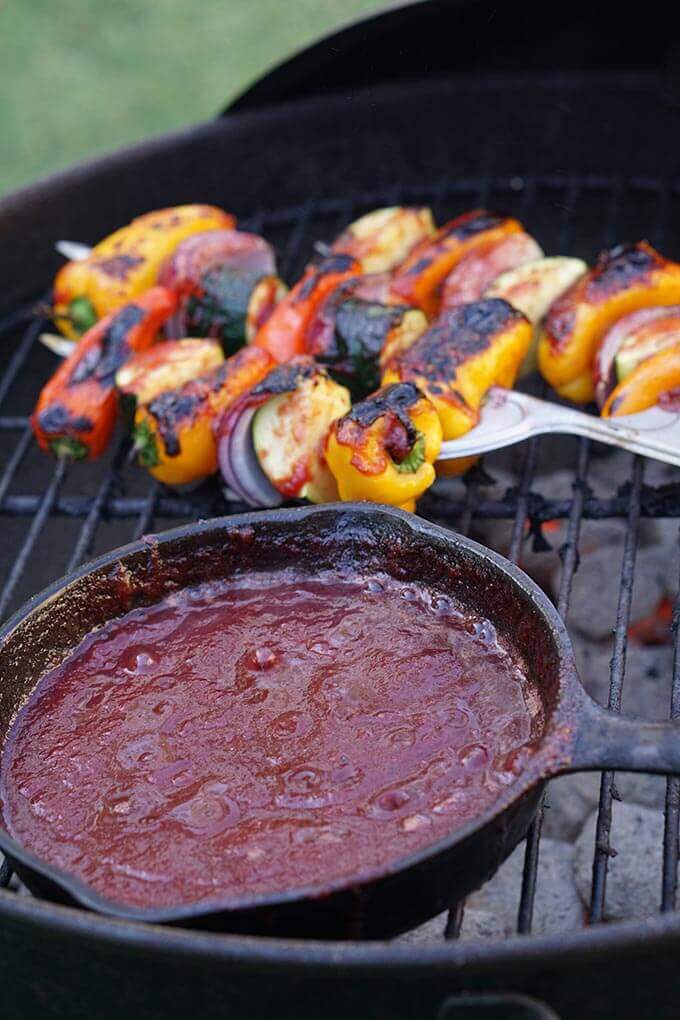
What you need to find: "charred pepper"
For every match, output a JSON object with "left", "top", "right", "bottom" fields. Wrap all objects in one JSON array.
[
  {"left": 538, "top": 242, "right": 680, "bottom": 402},
  {"left": 53, "top": 205, "right": 234, "bottom": 339},
  {"left": 252, "top": 207, "right": 433, "bottom": 363},
  {"left": 305, "top": 276, "right": 427, "bottom": 399},
  {"left": 390, "top": 210, "right": 525, "bottom": 317},
  {"left": 32, "top": 287, "right": 177, "bottom": 460},
  {"left": 325, "top": 382, "right": 442, "bottom": 512},
  {"left": 382, "top": 299, "right": 532, "bottom": 440},
  {"left": 253, "top": 253, "right": 360, "bottom": 363},
  {"left": 115, "top": 338, "right": 224, "bottom": 429},
  {"left": 602, "top": 343, "right": 680, "bottom": 417},
  {"left": 133, "top": 346, "right": 274, "bottom": 486}
]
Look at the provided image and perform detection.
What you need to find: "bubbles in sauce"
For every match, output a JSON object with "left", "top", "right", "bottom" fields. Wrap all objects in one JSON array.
[{"left": 0, "top": 571, "right": 540, "bottom": 910}]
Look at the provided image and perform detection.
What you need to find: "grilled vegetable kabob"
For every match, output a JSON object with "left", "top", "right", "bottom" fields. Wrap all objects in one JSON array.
[
  {"left": 217, "top": 208, "right": 574, "bottom": 506},
  {"left": 209, "top": 209, "right": 442, "bottom": 507},
  {"left": 130, "top": 209, "right": 433, "bottom": 494},
  {"left": 52, "top": 205, "right": 235, "bottom": 339},
  {"left": 32, "top": 287, "right": 177, "bottom": 460},
  {"left": 215, "top": 357, "right": 443, "bottom": 511},
  {"left": 215, "top": 301, "right": 533, "bottom": 509}
]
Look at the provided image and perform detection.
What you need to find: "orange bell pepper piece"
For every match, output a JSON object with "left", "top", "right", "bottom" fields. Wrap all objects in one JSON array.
[
  {"left": 539, "top": 242, "right": 680, "bottom": 403},
  {"left": 252, "top": 254, "right": 359, "bottom": 362},
  {"left": 390, "top": 210, "right": 524, "bottom": 317},
  {"left": 602, "top": 343, "right": 680, "bottom": 417},
  {"left": 32, "top": 287, "right": 177, "bottom": 460}
]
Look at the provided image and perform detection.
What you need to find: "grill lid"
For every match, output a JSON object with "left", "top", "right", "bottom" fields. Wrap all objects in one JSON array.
[{"left": 226, "top": 0, "right": 680, "bottom": 111}]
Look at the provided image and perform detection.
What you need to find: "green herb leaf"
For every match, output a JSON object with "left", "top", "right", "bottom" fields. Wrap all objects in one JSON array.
[
  {"left": 68, "top": 297, "right": 97, "bottom": 336},
  {"left": 49, "top": 437, "right": 88, "bottom": 460},
  {"left": 134, "top": 419, "right": 159, "bottom": 468},
  {"left": 394, "top": 432, "right": 426, "bottom": 474}
]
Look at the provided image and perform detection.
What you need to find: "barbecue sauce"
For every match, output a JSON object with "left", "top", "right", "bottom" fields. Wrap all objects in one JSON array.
[{"left": 0, "top": 571, "right": 538, "bottom": 910}]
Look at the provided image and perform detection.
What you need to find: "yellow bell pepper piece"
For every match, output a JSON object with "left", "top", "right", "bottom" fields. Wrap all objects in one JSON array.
[
  {"left": 383, "top": 297, "right": 531, "bottom": 427},
  {"left": 134, "top": 346, "right": 273, "bottom": 486},
  {"left": 53, "top": 205, "right": 235, "bottom": 339},
  {"left": 325, "top": 382, "right": 442, "bottom": 509}
]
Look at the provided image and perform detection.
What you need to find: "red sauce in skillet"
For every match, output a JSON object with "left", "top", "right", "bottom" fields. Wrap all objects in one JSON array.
[{"left": 0, "top": 571, "right": 539, "bottom": 910}]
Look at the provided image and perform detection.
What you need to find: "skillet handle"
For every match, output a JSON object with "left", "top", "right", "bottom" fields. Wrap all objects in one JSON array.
[{"left": 564, "top": 697, "right": 680, "bottom": 775}]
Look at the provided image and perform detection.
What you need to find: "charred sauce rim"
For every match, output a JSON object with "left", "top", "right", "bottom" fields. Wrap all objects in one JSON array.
[{"left": 0, "top": 564, "right": 543, "bottom": 915}]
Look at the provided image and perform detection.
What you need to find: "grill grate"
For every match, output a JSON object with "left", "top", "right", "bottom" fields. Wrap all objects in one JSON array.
[{"left": 0, "top": 174, "right": 679, "bottom": 937}]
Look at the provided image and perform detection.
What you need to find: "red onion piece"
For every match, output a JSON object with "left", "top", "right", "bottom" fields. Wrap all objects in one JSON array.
[
  {"left": 215, "top": 395, "right": 282, "bottom": 508},
  {"left": 594, "top": 306, "right": 680, "bottom": 408},
  {"left": 441, "top": 233, "right": 543, "bottom": 309},
  {"left": 158, "top": 229, "right": 277, "bottom": 339}
]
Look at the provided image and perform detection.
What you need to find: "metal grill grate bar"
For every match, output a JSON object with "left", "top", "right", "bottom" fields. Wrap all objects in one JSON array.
[
  {"left": 0, "top": 427, "right": 32, "bottom": 508},
  {"left": 0, "top": 316, "right": 43, "bottom": 411},
  {"left": 0, "top": 458, "right": 69, "bottom": 620},
  {"left": 512, "top": 177, "right": 584, "bottom": 934},
  {"left": 133, "top": 483, "right": 161, "bottom": 541},
  {"left": 4, "top": 488, "right": 679, "bottom": 522},
  {"left": 589, "top": 457, "right": 644, "bottom": 922},
  {"left": 66, "top": 437, "right": 130, "bottom": 572},
  {"left": 0, "top": 417, "right": 30, "bottom": 429},
  {"left": 661, "top": 541, "right": 680, "bottom": 911},
  {"left": 517, "top": 439, "right": 592, "bottom": 934}
]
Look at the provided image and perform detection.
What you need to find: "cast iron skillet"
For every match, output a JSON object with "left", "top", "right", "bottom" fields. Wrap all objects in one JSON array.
[{"left": 0, "top": 504, "right": 679, "bottom": 940}]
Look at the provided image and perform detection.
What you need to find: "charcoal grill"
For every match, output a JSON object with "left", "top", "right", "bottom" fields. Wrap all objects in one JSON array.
[{"left": 2, "top": 2, "right": 680, "bottom": 1017}]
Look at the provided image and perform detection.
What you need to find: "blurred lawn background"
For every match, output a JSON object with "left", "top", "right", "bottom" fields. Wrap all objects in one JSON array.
[{"left": 0, "top": 0, "right": 382, "bottom": 197}]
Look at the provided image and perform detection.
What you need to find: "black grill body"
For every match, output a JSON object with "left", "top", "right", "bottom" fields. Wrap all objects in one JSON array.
[{"left": 2, "top": 3, "right": 680, "bottom": 1017}]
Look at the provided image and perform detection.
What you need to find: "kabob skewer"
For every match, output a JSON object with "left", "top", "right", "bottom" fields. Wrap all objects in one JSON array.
[{"left": 32, "top": 203, "right": 680, "bottom": 512}]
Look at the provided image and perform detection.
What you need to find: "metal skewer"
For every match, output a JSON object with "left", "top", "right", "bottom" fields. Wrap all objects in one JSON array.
[{"left": 55, "top": 240, "right": 92, "bottom": 261}]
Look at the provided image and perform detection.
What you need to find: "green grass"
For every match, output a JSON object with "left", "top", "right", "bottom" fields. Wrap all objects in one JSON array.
[{"left": 0, "top": 0, "right": 381, "bottom": 196}]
